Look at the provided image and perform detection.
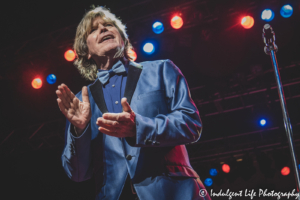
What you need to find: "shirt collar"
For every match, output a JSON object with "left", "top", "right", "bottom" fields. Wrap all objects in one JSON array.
[{"left": 97, "top": 59, "right": 128, "bottom": 73}]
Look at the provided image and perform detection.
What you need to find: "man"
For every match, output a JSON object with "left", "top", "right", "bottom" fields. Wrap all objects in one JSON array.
[{"left": 56, "top": 6, "right": 210, "bottom": 200}]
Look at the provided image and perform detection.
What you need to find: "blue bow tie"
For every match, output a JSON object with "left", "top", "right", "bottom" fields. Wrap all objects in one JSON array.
[{"left": 97, "top": 61, "right": 126, "bottom": 84}]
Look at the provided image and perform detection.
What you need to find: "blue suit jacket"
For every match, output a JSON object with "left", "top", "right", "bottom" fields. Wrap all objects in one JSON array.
[{"left": 62, "top": 60, "right": 203, "bottom": 200}]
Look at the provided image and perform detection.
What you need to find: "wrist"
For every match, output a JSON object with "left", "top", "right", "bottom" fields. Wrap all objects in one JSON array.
[{"left": 74, "top": 123, "right": 88, "bottom": 137}]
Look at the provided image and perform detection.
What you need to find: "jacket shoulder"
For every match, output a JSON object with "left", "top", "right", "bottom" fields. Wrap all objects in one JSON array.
[{"left": 138, "top": 59, "right": 175, "bottom": 69}]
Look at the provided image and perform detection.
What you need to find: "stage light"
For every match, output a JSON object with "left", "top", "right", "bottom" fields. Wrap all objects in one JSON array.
[
  {"left": 64, "top": 50, "right": 76, "bottom": 61},
  {"left": 143, "top": 43, "right": 155, "bottom": 55},
  {"left": 46, "top": 74, "right": 56, "bottom": 84},
  {"left": 127, "top": 48, "right": 137, "bottom": 61},
  {"left": 32, "top": 78, "right": 42, "bottom": 89},
  {"left": 241, "top": 16, "right": 254, "bottom": 29},
  {"left": 281, "top": 166, "right": 290, "bottom": 176},
  {"left": 152, "top": 21, "right": 164, "bottom": 34},
  {"left": 171, "top": 15, "right": 183, "bottom": 29},
  {"left": 260, "top": 119, "right": 266, "bottom": 126},
  {"left": 280, "top": 5, "right": 293, "bottom": 18},
  {"left": 222, "top": 164, "right": 230, "bottom": 173},
  {"left": 261, "top": 9, "right": 274, "bottom": 22},
  {"left": 209, "top": 168, "right": 218, "bottom": 176},
  {"left": 204, "top": 178, "right": 213, "bottom": 187}
]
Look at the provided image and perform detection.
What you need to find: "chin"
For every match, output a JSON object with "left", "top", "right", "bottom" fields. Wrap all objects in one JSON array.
[{"left": 104, "top": 44, "right": 124, "bottom": 57}]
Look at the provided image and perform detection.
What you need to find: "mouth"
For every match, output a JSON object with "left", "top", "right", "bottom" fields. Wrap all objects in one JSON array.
[{"left": 101, "top": 35, "right": 114, "bottom": 43}]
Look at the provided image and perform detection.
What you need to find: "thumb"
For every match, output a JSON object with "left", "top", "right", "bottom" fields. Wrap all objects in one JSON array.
[
  {"left": 121, "top": 97, "right": 131, "bottom": 112},
  {"left": 82, "top": 86, "right": 90, "bottom": 103}
]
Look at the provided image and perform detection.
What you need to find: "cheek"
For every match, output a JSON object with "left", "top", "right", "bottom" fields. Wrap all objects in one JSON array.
[{"left": 87, "top": 36, "right": 96, "bottom": 46}]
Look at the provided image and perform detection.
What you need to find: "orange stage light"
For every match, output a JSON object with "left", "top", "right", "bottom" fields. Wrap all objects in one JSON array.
[
  {"left": 32, "top": 78, "right": 42, "bottom": 89},
  {"left": 281, "top": 166, "right": 290, "bottom": 176},
  {"left": 64, "top": 50, "right": 76, "bottom": 61},
  {"left": 241, "top": 16, "right": 254, "bottom": 29},
  {"left": 128, "top": 48, "right": 137, "bottom": 61},
  {"left": 171, "top": 15, "right": 183, "bottom": 29},
  {"left": 222, "top": 164, "right": 230, "bottom": 173}
]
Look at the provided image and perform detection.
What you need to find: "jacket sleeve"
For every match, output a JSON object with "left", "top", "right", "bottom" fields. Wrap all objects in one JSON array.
[
  {"left": 61, "top": 91, "right": 93, "bottom": 182},
  {"left": 127, "top": 59, "right": 202, "bottom": 147}
]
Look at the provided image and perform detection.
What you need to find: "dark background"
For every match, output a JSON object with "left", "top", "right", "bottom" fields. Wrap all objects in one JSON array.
[{"left": 1, "top": 0, "right": 300, "bottom": 199}]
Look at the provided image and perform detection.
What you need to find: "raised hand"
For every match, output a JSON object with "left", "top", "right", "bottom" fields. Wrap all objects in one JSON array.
[
  {"left": 96, "top": 98, "right": 136, "bottom": 138},
  {"left": 56, "top": 84, "right": 91, "bottom": 134}
]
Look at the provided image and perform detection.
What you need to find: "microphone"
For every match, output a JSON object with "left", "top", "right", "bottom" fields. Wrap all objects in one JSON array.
[{"left": 262, "top": 24, "right": 278, "bottom": 54}]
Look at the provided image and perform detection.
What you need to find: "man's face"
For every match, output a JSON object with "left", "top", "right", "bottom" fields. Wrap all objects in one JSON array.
[{"left": 86, "top": 17, "right": 124, "bottom": 60}]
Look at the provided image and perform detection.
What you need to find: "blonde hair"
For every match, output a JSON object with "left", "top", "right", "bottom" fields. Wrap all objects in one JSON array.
[{"left": 73, "top": 6, "right": 133, "bottom": 81}]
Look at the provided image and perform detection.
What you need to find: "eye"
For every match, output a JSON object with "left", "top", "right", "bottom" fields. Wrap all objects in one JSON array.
[
  {"left": 90, "top": 28, "right": 97, "bottom": 33},
  {"left": 105, "top": 23, "right": 113, "bottom": 27}
]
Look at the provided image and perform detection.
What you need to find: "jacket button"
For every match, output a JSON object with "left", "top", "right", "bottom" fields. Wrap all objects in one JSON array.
[{"left": 126, "top": 155, "right": 132, "bottom": 160}]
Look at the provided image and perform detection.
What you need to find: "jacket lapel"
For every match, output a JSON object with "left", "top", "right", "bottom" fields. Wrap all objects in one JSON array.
[
  {"left": 123, "top": 61, "right": 143, "bottom": 105},
  {"left": 89, "top": 61, "right": 142, "bottom": 114},
  {"left": 90, "top": 79, "right": 108, "bottom": 114}
]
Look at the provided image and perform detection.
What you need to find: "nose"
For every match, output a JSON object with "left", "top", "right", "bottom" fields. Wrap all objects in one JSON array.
[{"left": 98, "top": 23, "right": 108, "bottom": 34}]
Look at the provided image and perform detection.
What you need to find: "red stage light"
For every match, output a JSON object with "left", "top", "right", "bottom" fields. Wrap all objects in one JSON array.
[
  {"left": 128, "top": 48, "right": 137, "bottom": 61},
  {"left": 171, "top": 15, "right": 183, "bottom": 29},
  {"left": 241, "top": 16, "right": 254, "bottom": 29},
  {"left": 64, "top": 50, "right": 76, "bottom": 61},
  {"left": 32, "top": 78, "right": 42, "bottom": 89},
  {"left": 281, "top": 166, "right": 290, "bottom": 176},
  {"left": 222, "top": 164, "right": 230, "bottom": 173}
]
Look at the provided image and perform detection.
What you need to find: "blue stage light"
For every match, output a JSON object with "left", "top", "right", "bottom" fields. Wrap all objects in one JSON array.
[
  {"left": 47, "top": 74, "right": 56, "bottom": 84},
  {"left": 209, "top": 168, "right": 218, "bottom": 177},
  {"left": 152, "top": 21, "right": 164, "bottom": 34},
  {"left": 280, "top": 4, "right": 293, "bottom": 18},
  {"left": 204, "top": 178, "right": 213, "bottom": 187},
  {"left": 261, "top": 9, "right": 274, "bottom": 22},
  {"left": 260, "top": 119, "right": 266, "bottom": 126},
  {"left": 143, "top": 43, "right": 155, "bottom": 55}
]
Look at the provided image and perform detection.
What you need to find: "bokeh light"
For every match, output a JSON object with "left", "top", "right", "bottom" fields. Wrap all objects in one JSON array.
[
  {"left": 281, "top": 166, "right": 290, "bottom": 176},
  {"left": 143, "top": 43, "right": 155, "bottom": 54},
  {"left": 46, "top": 74, "right": 57, "bottom": 84},
  {"left": 127, "top": 48, "right": 137, "bottom": 61},
  {"left": 204, "top": 178, "right": 213, "bottom": 187},
  {"left": 209, "top": 168, "right": 218, "bottom": 176},
  {"left": 260, "top": 119, "right": 267, "bottom": 126},
  {"left": 32, "top": 78, "right": 42, "bottom": 89},
  {"left": 222, "top": 164, "right": 230, "bottom": 173},
  {"left": 261, "top": 9, "right": 274, "bottom": 22},
  {"left": 152, "top": 21, "right": 164, "bottom": 34},
  {"left": 64, "top": 50, "right": 76, "bottom": 61},
  {"left": 171, "top": 15, "right": 183, "bottom": 29},
  {"left": 280, "top": 5, "right": 293, "bottom": 18},
  {"left": 241, "top": 16, "right": 254, "bottom": 29}
]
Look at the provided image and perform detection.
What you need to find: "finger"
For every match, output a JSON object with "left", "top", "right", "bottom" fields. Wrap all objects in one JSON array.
[
  {"left": 97, "top": 123, "right": 115, "bottom": 130},
  {"left": 59, "top": 85, "right": 72, "bottom": 103},
  {"left": 82, "top": 86, "right": 90, "bottom": 103},
  {"left": 96, "top": 117, "right": 119, "bottom": 127},
  {"left": 73, "top": 97, "right": 79, "bottom": 110},
  {"left": 57, "top": 98, "right": 68, "bottom": 116},
  {"left": 99, "top": 127, "right": 119, "bottom": 137},
  {"left": 62, "top": 84, "right": 76, "bottom": 100},
  {"left": 56, "top": 89, "right": 71, "bottom": 109},
  {"left": 121, "top": 98, "right": 131, "bottom": 112},
  {"left": 103, "top": 113, "right": 129, "bottom": 121}
]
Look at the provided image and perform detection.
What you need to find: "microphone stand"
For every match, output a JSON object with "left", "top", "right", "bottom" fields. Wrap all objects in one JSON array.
[{"left": 263, "top": 24, "right": 300, "bottom": 197}]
